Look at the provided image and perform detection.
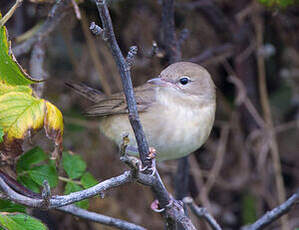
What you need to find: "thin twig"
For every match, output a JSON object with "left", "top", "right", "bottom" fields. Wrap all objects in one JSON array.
[
  {"left": 253, "top": 10, "right": 289, "bottom": 230},
  {"left": 93, "top": 0, "right": 151, "bottom": 169},
  {"left": 57, "top": 204, "right": 146, "bottom": 230},
  {"left": 81, "top": 12, "right": 112, "bottom": 95},
  {"left": 183, "top": 197, "right": 222, "bottom": 230},
  {"left": 244, "top": 190, "right": 299, "bottom": 230},
  {"left": 0, "top": 0, "right": 23, "bottom": 28},
  {"left": 13, "top": 0, "right": 72, "bottom": 57},
  {"left": 29, "top": 40, "right": 47, "bottom": 97},
  {"left": 92, "top": 2, "right": 197, "bottom": 229}
]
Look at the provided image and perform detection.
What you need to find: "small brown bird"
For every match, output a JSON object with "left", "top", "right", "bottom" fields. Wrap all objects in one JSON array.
[{"left": 68, "top": 62, "right": 216, "bottom": 161}]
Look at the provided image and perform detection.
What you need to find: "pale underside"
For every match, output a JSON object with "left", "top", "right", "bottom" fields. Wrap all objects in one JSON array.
[{"left": 97, "top": 86, "right": 216, "bottom": 161}]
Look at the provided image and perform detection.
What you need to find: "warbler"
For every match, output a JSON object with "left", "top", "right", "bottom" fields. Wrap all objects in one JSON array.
[{"left": 67, "top": 62, "right": 216, "bottom": 161}]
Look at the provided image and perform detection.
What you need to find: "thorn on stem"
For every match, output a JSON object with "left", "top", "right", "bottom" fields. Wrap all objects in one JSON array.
[
  {"left": 90, "top": 22, "right": 105, "bottom": 38},
  {"left": 126, "top": 46, "right": 138, "bottom": 70},
  {"left": 41, "top": 180, "right": 51, "bottom": 209}
]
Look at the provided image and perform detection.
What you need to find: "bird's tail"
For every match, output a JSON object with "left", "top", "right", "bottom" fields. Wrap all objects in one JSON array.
[{"left": 65, "top": 82, "right": 105, "bottom": 103}]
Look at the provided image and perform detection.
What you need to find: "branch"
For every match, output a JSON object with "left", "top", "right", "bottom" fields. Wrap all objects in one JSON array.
[
  {"left": 93, "top": 0, "right": 151, "bottom": 170},
  {"left": 12, "top": 0, "right": 72, "bottom": 57},
  {"left": 183, "top": 197, "right": 222, "bottom": 230},
  {"left": 0, "top": 0, "right": 23, "bottom": 28},
  {"left": 57, "top": 204, "right": 146, "bottom": 230},
  {"left": 161, "top": 0, "right": 181, "bottom": 63},
  {"left": 244, "top": 190, "right": 299, "bottom": 230},
  {"left": 92, "top": 1, "right": 197, "bottom": 229},
  {"left": 0, "top": 171, "right": 132, "bottom": 208}
]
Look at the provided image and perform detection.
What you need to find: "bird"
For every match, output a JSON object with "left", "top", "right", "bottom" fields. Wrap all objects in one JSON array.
[{"left": 67, "top": 62, "right": 216, "bottom": 161}]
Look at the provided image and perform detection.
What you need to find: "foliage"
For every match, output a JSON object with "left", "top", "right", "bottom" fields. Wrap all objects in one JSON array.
[
  {"left": 258, "top": 0, "right": 298, "bottom": 7},
  {"left": 0, "top": 213, "right": 47, "bottom": 230},
  {"left": 0, "top": 13, "right": 63, "bottom": 161},
  {"left": 0, "top": 12, "right": 98, "bottom": 230}
]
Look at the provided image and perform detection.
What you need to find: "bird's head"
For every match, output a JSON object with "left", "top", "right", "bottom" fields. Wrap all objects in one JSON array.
[{"left": 147, "top": 62, "right": 215, "bottom": 105}]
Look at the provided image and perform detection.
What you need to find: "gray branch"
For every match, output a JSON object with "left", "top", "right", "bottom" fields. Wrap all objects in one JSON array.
[
  {"left": 183, "top": 197, "right": 222, "bottom": 230},
  {"left": 0, "top": 171, "right": 132, "bottom": 208},
  {"left": 57, "top": 205, "right": 146, "bottom": 230},
  {"left": 13, "top": 0, "right": 72, "bottom": 57},
  {"left": 243, "top": 190, "right": 299, "bottom": 230}
]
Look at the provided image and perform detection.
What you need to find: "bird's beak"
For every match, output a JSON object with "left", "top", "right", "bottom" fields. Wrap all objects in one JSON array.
[{"left": 147, "top": 78, "right": 170, "bottom": 87}]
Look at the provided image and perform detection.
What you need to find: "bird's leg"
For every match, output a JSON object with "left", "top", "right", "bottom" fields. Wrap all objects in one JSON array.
[{"left": 150, "top": 194, "right": 175, "bottom": 213}]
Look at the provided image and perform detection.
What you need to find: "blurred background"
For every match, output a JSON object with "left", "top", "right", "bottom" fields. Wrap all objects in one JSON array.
[{"left": 1, "top": 0, "right": 299, "bottom": 229}]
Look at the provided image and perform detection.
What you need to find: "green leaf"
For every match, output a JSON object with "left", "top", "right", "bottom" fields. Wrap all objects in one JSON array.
[
  {"left": 0, "top": 200, "right": 26, "bottom": 213},
  {"left": 0, "top": 126, "right": 3, "bottom": 143},
  {"left": 80, "top": 172, "right": 98, "bottom": 189},
  {"left": 17, "top": 175, "right": 40, "bottom": 194},
  {"left": 28, "top": 165, "right": 58, "bottom": 188},
  {"left": 64, "top": 182, "right": 89, "bottom": 209},
  {"left": 0, "top": 213, "right": 47, "bottom": 230},
  {"left": 62, "top": 152, "right": 86, "bottom": 179},
  {"left": 0, "top": 14, "right": 40, "bottom": 86},
  {"left": 16, "top": 147, "right": 47, "bottom": 173},
  {"left": 0, "top": 213, "right": 21, "bottom": 230}
]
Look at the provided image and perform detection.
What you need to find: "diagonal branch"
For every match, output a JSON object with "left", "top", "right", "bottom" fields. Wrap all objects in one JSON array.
[
  {"left": 13, "top": 0, "right": 72, "bottom": 57},
  {"left": 244, "top": 190, "right": 299, "bottom": 230},
  {"left": 93, "top": 0, "right": 151, "bottom": 170}
]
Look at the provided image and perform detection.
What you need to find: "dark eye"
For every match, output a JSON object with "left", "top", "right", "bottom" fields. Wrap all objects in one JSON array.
[{"left": 179, "top": 77, "right": 189, "bottom": 85}]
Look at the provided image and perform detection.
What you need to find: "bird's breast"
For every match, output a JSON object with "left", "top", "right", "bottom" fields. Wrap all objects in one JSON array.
[{"left": 99, "top": 91, "right": 215, "bottom": 161}]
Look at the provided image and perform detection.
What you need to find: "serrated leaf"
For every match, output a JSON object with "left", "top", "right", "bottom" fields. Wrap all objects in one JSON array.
[
  {"left": 80, "top": 172, "right": 98, "bottom": 189},
  {"left": 0, "top": 200, "right": 26, "bottom": 213},
  {"left": 17, "top": 175, "right": 40, "bottom": 193},
  {"left": 0, "top": 14, "right": 41, "bottom": 86},
  {"left": 0, "top": 92, "right": 46, "bottom": 158},
  {"left": 0, "top": 126, "right": 3, "bottom": 143},
  {"left": 64, "top": 182, "right": 89, "bottom": 209},
  {"left": 16, "top": 147, "right": 47, "bottom": 173},
  {"left": 0, "top": 213, "right": 21, "bottom": 230},
  {"left": 0, "top": 92, "right": 64, "bottom": 161},
  {"left": 28, "top": 165, "right": 58, "bottom": 188},
  {"left": 0, "top": 213, "right": 47, "bottom": 230},
  {"left": 62, "top": 152, "right": 86, "bottom": 179},
  {"left": 0, "top": 19, "right": 64, "bottom": 163}
]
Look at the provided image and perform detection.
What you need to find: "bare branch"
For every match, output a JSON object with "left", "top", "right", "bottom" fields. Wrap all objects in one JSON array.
[
  {"left": 243, "top": 190, "right": 299, "bottom": 230},
  {"left": 0, "top": 171, "right": 132, "bottom": 208},
  {"left": 183, "top": 197, "right": 222, "bottom": 230},
  {"left": 0, "top": 0, "right": 23, "bottom": 28},
  {"left": 29, "top": 40, "right": 47, "bottom": 97},
  {"left": 161, "top": 0, "right": 181, "bottom": 63},
  {"left": 13, "top": 0, "right": 72, "bottom": 57},
  {"left": 93, "top": 0, "right": 151, "bottom": 170},
  {"left": 57, "top": 204, "right": 146, "bottom": 230}
]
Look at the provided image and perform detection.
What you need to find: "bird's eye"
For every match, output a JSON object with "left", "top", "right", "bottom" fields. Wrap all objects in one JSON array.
[{"left": 179, "top": 77, "right": 190, "bottom": 85}]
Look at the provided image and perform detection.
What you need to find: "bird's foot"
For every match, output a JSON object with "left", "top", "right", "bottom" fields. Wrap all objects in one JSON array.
[{"left": 150, "top": 198, "right": 174, "bottom": 213}]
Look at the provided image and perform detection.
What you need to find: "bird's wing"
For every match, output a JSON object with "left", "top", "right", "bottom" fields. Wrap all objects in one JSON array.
[
  {"left": 85, "top": 84, "right": 156, "bottom": 117},
  {"left": 66, "top": 82, "right": 105, "bottom": 103}
]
